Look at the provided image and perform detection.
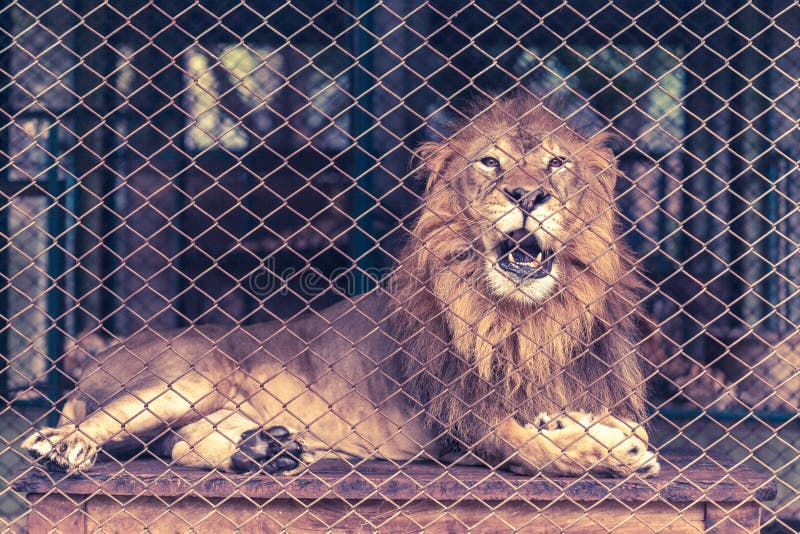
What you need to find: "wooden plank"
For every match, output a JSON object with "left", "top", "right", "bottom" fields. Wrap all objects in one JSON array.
[
  {"left": 75, "top": 495, "right": 707, "bottom": 533},
  {"left": 705, "top": 502, "right": 762, "bottom": 533},
  {"left": 26, "top": 493, "right": 86, "bottom": 534},
  {"left": 13, "top": 453, "right": 777, "bottom": 504}
]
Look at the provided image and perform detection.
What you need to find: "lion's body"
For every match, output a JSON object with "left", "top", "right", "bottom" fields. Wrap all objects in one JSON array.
[
  {"left": 24, "top": 95, "right": 660, "bottom": 478},
  {"left": 60, "top": 294, "right": 438, "bottom": 470}
]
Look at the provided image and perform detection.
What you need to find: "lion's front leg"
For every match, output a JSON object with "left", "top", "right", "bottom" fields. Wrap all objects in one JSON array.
[{"left": 496, "top": 412, "right": 660, "bottom": 478}]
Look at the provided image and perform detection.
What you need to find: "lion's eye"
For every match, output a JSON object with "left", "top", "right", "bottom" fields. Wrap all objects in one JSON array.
[
  {"left": 547, "top": 156, "right": 565, "bottom": 169},
  {"left": 480, "top": 157, "right": 500, "bottom": 169}
]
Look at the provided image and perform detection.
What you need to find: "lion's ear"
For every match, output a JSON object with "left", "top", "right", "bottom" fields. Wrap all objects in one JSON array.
[{"left": 416, "top": 141, "right": 454, "bottom": 192}]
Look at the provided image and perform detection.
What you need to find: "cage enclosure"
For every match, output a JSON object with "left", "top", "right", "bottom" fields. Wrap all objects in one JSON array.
[{"left": 1, "top": 0, "right": 798, "bottom": 532}]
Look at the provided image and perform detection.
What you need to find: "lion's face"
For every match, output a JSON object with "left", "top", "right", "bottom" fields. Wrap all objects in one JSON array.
[
  {"left": 466, "top": 132, "right": 583, "bottom": 302},
  {"left": 422, "top": 100, "right": 618, "bottom": 304}
]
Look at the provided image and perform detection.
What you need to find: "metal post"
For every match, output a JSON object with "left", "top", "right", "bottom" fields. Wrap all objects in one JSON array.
[
  {"left": 349, "top": 0, "right": 377, "bottom": 294},
  {"left": 0, "top": 5, "right": 10, "bottom": 403},
  {"left": 45, "top": 124, "right": 65, "bottom": 425}
]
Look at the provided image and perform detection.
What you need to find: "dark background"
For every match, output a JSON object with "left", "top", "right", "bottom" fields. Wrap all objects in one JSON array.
[{"left": 2, "top": 0, "right": 798, "bottom": 411}]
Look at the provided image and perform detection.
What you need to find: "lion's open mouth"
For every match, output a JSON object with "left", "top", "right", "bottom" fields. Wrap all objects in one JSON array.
[{"left": 496, "top": 229, "right": 553, "bottom": 279}]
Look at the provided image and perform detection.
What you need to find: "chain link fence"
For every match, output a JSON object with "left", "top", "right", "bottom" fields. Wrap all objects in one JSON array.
[{"left": 1, "top": 0, "right": 799, "bottom": 531}]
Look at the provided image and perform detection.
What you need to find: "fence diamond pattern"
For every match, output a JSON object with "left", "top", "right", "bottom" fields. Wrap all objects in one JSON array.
[{"left": 1, "top": 0, "right": 799, "bottom": 531}]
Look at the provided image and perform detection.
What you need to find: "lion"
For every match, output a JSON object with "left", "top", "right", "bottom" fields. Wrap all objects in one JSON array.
[{"left": 22, "top": 94, "right": 660, "bottom": 478}]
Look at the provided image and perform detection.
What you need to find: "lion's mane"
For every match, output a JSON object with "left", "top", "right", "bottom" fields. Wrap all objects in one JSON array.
[{"left": 389, "top": 96, "right": 646, "bottom": 457}]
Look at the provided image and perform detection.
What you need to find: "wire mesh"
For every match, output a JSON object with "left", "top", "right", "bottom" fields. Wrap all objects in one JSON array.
[{"left": 1, "top": 0, "right": 798, "bottom": 531}]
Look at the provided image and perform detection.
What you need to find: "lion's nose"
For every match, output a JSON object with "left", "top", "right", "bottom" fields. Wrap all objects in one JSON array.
[{"left": 504, "top": 187, "right": 551, "bottom": 213}]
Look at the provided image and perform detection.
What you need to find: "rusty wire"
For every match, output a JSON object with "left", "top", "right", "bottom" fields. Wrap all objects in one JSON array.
[{"left": 1, "top": 0, "right": 798, "bottom": 531}]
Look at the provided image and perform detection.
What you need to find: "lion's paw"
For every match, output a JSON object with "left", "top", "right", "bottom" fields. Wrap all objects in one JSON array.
[
  {"left": 527, "top": 413, "right": 660, "bottom": 478},
  {"left": 527, "top": 411, "right": 595, "bottom": 432},
  {"left": 22, "top": 426, "right": 98, "bottom": 472},
  {"left": 529, "top": 413, "right": 552, "bottom": 429},
  {"left": 230, "top": 426, "right": 310, "bottom": 474},
  {"left": 582, "top": 423, "right": 660, "bottom": 478},
  {"left": 595, "top": 413, "right": 650, "bottom": 443}
]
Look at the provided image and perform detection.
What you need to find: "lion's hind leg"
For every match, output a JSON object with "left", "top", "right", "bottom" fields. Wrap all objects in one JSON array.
[{"left": 158, "top": 409, "right": 309, "bottom": 474}]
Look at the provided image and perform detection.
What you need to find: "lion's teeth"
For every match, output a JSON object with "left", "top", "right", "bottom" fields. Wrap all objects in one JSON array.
[{"left": 505, "top": 249, "right": 546, "bottom": 266}]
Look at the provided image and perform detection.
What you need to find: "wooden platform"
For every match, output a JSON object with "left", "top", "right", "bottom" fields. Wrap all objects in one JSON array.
[{"left": 15, "top": 453, "right": 776, "bottom": 533}]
